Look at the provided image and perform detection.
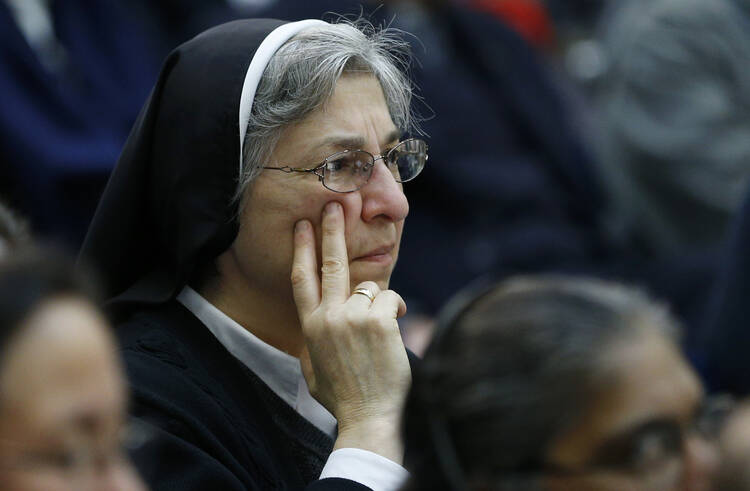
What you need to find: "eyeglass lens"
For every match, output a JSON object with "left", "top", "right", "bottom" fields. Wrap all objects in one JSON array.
[{"left": 321, "top": 139, "right": 427, "bottom": 192}]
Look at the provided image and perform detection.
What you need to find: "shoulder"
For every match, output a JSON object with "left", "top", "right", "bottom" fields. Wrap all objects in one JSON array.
[
  {"left": 115, "top": 301, "right": 256, "bottom": 429},
  {"left": 116, "top": 302, "right": 286, "bottom": 488},
  {"left": 117, "top": 302, "right": 211, "bottom": 409}
]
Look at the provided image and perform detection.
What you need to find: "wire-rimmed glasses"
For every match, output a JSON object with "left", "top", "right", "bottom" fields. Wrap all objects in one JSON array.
[
  {"left": 263, "top": 138, "right": 428, "bottom": 193},
  {"left": 0, "top": 418, "right": 154, "bottom": 489}
]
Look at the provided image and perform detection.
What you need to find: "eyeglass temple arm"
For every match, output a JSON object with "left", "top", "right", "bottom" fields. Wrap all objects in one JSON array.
[
  {"left": 263, "top": 164, "right": 327, "bottom": 181},
  {"left": 263, "top": 165, "right": 323, "bottom": 173}
]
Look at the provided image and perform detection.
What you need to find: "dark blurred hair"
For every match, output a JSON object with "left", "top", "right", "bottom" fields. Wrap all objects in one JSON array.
[
  {"left": 403, "top": 276, "right": 680, "bottom": 491},
  {"left": 0, "top": 248, "right": 101, "bottom": 364},
  {"left": 0, "top": 201, "right": 29, "bottom": 254}
]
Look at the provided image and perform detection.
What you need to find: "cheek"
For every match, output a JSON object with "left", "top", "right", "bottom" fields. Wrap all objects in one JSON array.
[
  {"left": 301, "top": 194, "right": 330, "bottom": 224},
  {"left": 243, "top": 184, "right": 325, "bottom": 250},
  {"left": 309, "top": 195, "right": 363, "bottom": 253},
  {"left": 3, "top": 471, "right": 70, "bottom": 491},
  {"left": 247, "top": 176, "right": 364, "bottom": 263},
  {"left": 394, "top": 221, "right": 405, "bottom": 251},
  {"left": 266, "top": 182, "right": 333, "bottom": 230}
]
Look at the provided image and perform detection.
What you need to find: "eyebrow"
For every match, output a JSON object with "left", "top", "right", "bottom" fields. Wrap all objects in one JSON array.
[{"left": 315, "top": 129, "right": 403, "bottom": 153}]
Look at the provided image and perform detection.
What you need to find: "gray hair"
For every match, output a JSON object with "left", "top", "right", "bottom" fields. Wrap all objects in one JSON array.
[
  {"left": 235, "top": 19, "right": 416, "bottom": 204},
  {"left": 404, "top": 276, "right": 681, "bottom": 490}
]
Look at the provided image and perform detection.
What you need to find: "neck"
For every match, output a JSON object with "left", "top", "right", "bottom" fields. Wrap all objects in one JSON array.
[{"left": 197, "top": 264, "right": 306, "bottom": 358}]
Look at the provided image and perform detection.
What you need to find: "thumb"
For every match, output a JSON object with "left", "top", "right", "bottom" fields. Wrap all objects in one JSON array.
[{"left": 299, "top": 345, "right": 316, "bottom": 394}]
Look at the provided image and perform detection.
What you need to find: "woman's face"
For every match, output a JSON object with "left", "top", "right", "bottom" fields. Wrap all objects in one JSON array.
[
  {"left": 230, "top": 73, "right": 409, "bottom": 302},
  {"left": 715, "top": 402, "right": 750, "bottom": 490},
  {"left": 0, "top": 297, "right": 145, "bottom": 491},
  {"left": 542, "top": 329, "right": 718, "bottom": 491}
]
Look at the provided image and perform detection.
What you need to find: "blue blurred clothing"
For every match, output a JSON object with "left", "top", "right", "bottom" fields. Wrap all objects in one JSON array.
[
  {"left": 386, "top": 3, "right": 611, "bottom": 313},
  {"left": 0, "top": 0, "right": 162, "bottom": 246},
  {"left": 701, "top": 187, "right": 750, "bottom": 396},
  {"left": 379, "top": 3, "right": 717, "bottom": 328}
]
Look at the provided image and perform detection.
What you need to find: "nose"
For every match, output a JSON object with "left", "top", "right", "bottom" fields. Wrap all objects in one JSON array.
[{"left": 360, "top": 158, "right": 409, "bottom": 222}]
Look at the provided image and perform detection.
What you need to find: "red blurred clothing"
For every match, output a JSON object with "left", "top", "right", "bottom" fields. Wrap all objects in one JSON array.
[{"left": 469, "top": 0, "right": 555, "bottom": 50}]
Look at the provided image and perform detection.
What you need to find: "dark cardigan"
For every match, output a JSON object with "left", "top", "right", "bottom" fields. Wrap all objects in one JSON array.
[{"left": 118, "top": 299, "right": 373, "bottom": 490}]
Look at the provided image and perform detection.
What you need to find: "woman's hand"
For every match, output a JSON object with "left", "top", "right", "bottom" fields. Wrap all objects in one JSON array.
[{"left": 291, "top": 201, "right": 411, "bottom": 463}]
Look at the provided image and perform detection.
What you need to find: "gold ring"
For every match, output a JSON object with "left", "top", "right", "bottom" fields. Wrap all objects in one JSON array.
[{"left": 352, "top": 287, "right": 375, "bottom": 302}]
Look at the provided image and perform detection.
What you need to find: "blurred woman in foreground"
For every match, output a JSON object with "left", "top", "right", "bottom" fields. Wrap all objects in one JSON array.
[
  {"left": 0, "top": 251, "right": 145, "bottom": 491},
  {"left": 404, "top": 276, "right": 719, "bottom": 491}
]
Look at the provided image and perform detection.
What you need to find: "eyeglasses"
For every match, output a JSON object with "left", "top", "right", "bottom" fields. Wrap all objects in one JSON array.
[
  {"left": 263, "top": 138, "right": 428, "bottom": 193},
  {"left": 0, "top": 418, "right": 153, "bottom": 488},
  {"left": 527, "top": 395, "right": 735, "bottom": 490}
]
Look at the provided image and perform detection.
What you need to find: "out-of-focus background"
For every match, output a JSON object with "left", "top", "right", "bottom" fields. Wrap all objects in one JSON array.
[{"left": 3, "top": 0, "right": 750, "bottom": 393}]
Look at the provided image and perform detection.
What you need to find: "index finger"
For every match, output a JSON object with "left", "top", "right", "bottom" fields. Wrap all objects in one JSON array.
[
  {"left": 320, "top": 201, "right": 349, "bottom": 304},
  {"left": 291, "top": 219, "right": 320, "bottom": 318}
]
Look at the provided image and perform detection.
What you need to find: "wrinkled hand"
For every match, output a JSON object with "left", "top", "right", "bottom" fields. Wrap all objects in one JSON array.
[{"left": 291, "top": 202, "right": 411, "bottom": 463}]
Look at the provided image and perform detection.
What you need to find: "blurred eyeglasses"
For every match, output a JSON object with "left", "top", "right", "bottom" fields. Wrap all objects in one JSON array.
[
  {"left": 263, "top": 138, "right": 428, "bottom": 193},
  {"left": 0, "top": 418, "right": 153, "bottom": 489},
  {"left": 531, "top": 394, "right": 735, "bottom": 491}
]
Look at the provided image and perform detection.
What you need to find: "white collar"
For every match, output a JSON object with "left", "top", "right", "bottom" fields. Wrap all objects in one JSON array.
[{"left": 176, "top": 286, "right": 337, "bottom": 438}]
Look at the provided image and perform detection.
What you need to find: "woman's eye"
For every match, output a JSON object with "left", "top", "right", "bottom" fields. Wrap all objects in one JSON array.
[
  {"left": 326, "top": 158, "right": 350, "bottom": 172},
  {"left": 327, "top": 156, "right": 368, "bottom": 174},
  {"left": 41, "top": 449, "right": 88, "bottom": 470},
  {"left": 628, "top": 429, "right": 682, "bottom": 471}
]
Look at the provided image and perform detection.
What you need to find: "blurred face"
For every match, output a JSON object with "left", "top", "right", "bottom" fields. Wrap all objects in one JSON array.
[
  {"left": 543, "top": 330, "right": 718, "bottom": 491},
  {"left": 230, "top": 74, "right": 409, "bottom": 301},
  {"left": 0, "top": 297, "right": 145, "bottom": 491},
  {"left": 716, "top": 402, "right": 750, "bottom": 490}
]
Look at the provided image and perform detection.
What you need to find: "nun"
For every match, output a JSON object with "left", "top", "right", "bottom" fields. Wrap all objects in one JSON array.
[{"left": 80, "top": 18, "right": 427, "bottom": 491}]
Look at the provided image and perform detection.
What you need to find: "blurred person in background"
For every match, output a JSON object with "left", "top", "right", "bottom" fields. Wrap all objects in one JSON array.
[
  {"left": 467, "top": 0, "right": 556, "bottom": 51},
  {"left": 81, "top": 17, "right": 425, "bottom": 490},
  {"left": 404, "top": 276, "right": 719, "bottom": 491},
  {"left": 0, "top": 250, "right": 145, "bottom": 491},
  {"left": 545, "top": 0, "right": 606, "bottom": 37},
  {"left": 715, "top": 399, "right": 750, "bottom": 491},
  {"left": 700, "top": 188, "right": 750, "bottom": 395},
  {"left": 0, "top": 0, "right": 165, "bottom": 248},
  {"left": 365, "top": 0, "right": 615, "bottom": 323},
  {"left": 596, "top": 0, "right": 750, "bottom": 255}
]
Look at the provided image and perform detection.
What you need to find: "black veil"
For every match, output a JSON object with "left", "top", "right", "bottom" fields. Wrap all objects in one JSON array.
[{"left": 79, "top": 18, "right": 325, "bottom": 317}]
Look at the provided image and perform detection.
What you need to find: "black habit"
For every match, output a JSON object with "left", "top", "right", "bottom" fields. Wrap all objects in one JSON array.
[
  {"left": 80, "top": 18, "right": 393, "bottom": 490},
  {"left": 120, "top": 299, "right": 370, "bottom": 490}
]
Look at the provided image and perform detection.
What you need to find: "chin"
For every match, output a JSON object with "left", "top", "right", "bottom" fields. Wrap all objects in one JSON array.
[
  {"left": 348, "top": 255, "right": 399, "bottom": 291},
  {"left": 349, "top": 270, "right": 392, "bottom": 292}
]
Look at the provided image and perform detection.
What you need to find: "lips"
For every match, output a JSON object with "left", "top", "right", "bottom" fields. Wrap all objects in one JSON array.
[{"left": 352, "top": 244, "right": 395, "bottom": 262}]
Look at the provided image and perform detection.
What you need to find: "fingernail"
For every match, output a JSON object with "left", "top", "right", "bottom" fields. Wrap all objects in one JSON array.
[
  {"left": 295, "top": 220, "right": 309, "bottom": 233},
  {"left": 324, "top": 202, "right": 340, "bottom": 215}
]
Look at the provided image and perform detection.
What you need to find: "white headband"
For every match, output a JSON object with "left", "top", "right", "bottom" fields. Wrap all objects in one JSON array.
[{"left": 238, "top": 19, "right": 328, "bottom": 170}]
